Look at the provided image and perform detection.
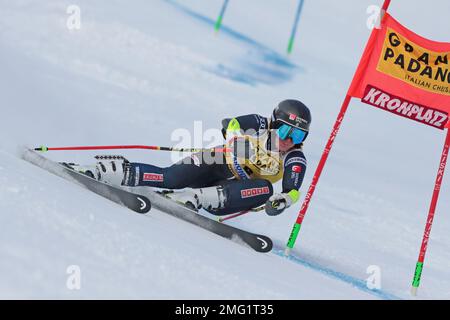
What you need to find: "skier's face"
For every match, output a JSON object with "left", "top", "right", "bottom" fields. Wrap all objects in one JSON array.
[{"left": 278, "top": 135, "right": 295, "bottom": 152}]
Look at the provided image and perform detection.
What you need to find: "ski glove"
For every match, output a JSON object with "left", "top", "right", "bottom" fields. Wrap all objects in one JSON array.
[{"left": 265, "top": 193, "right": 293, "bottom": 216}]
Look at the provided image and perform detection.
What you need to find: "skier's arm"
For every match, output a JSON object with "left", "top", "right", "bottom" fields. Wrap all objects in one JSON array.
[
  {"left": 282, "top": 150, "right": 307, "bottom": 202},
  {"left": 221, "top": 114, "right": 269, "bottom": 139},
  {"left": 266, "top": 150, "right": 307, "bottom": 216}
]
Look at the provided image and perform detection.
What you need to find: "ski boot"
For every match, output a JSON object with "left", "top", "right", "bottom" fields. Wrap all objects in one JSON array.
[{"left": 61, "top": 155, "right": 131, "bottom": 186}]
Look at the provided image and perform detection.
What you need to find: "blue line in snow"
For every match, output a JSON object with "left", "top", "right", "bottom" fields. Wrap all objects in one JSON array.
[
  {"left": 165, "top": 0, "right": 295, "bottom": 68},
  {"left": 272, "top": 249, "right": 402, "bottom": 300},
  {"left": 163, "top": 0, "right": 299, "bottom": 85}
]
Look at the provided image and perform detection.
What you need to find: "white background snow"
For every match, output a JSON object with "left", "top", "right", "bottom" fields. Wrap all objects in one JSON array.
[{"left": 0, "top": 0, "right": 449, "bottom": 299}]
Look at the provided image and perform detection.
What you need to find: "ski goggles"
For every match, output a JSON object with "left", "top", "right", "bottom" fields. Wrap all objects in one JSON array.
[{"left": 276, "top": 124, "right": 307, "bottom": 144}]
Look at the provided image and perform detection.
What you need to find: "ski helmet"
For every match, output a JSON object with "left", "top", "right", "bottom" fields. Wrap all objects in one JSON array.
[{"left": 271, "top": 99, "right": 312, "bottom": 137}]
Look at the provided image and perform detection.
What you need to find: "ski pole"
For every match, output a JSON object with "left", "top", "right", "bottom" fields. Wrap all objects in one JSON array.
[
  {"left": 34, "top": 145, "right": 231, "bottom": 153},
  {"left": 217, "top": 206, "right": 265, "bottom": 222}
]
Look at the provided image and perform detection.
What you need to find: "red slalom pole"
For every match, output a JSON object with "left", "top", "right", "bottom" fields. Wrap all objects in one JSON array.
[
  {"left": 411, "top": 129, "right": 450, "bottom": 296},
  {"left": 36, "top": 145, "right": 159, "bottom": 151},
  {"left": 218, "top": 211, "right": 251, "bottom": 223},
  {"left": 285, "top": 95, "right": 352, "bottom": 256},
  {"left": 379, "top": 0, "right": 391, "bottom": 16},
  {"left": 34, "top": 145, "right": 231, "bottom": 153},
  {"left": 284, "top": 0, "right": 392, "bottom": 257},
  {"left": 217, "top": 206, "right": 265, "bottom": 223}
]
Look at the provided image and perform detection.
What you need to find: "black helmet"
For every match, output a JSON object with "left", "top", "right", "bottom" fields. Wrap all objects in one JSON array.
[{"left": 271, "top": 99, "right": 311, "bottom": 132}]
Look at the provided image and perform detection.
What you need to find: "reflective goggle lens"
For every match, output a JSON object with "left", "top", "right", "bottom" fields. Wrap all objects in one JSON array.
[{"left": 277, "top": 124, "right": 306, "bottom": 144}]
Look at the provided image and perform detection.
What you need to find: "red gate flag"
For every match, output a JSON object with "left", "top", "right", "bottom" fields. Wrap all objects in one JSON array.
[
  {"left": 348, "top": 13, "right": 450, "bottom": 130},
  {"left": 285, "top": 0, "right": 450, "bottom": 296}
]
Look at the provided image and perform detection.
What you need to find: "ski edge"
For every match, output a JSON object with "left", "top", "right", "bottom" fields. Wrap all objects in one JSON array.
[
  {"left": 131, "top": 186, "right": 273, "bottom": 253},
  {"left": 21, "top": 148, "right": 151, "bottom": 214}
]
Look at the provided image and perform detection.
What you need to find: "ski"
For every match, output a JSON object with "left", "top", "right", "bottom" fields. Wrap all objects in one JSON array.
[
  {"left": 21, "top": 148, "right": 271, "bottom": 252},
  {"left": 129, "top": 186, "right": 273, "bottom": 253},
  {"left": 21, "top": 149, "right": 151, "bottom": 214}
]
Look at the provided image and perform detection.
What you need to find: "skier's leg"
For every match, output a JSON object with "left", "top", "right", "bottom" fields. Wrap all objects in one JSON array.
[
  {"left": 128, "top": 153, "right": 232, "bottom": 189},
  {"left": 73, "top": 152, "right": 231, "bottom": 188},
  {"left": 205, "top": 179, "right": 274, "bottom": 216},
  {"left": 66, "top": 153, "right": 237, "bottom": 212}
]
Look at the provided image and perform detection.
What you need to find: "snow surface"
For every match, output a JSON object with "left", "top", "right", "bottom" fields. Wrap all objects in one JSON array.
[{"left": 1, "top": 0, "right": 449, "bottom": 299}]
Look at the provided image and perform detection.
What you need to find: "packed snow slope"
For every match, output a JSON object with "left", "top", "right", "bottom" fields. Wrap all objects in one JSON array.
[{"left": 1, "top": 0, "right": 450, "bottom": 299}]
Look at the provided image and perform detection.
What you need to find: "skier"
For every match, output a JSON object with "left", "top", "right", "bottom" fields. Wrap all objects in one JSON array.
[{"left": 69, "top": 99, "right": 311, "bottom": 216}]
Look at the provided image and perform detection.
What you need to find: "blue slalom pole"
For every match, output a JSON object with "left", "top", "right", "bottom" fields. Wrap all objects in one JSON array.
[
  {"left": 287, "top": 0, "right": 305, "bottom": 54},
  {"left": 215, "top": 0, "right": 230, "bottom": 33}
]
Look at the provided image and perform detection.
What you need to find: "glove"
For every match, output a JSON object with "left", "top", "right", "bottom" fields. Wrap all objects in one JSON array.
[{"left": 265, "top": 193, "right": 293, "bottom": 216}]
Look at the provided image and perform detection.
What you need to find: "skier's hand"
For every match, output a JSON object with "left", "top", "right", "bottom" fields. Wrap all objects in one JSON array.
[
  {"left": 224, "top": 118, "right": 243, "bottom": 140},
  {"left": 265, "top": 193, "right": 292, "bottom": 216}
]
